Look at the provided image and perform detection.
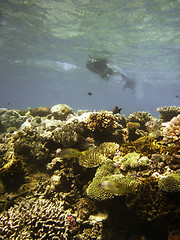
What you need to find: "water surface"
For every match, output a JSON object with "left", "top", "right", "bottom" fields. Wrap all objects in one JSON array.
[{"left": 0, "top": 0, "right": 180, "bottom": 116}]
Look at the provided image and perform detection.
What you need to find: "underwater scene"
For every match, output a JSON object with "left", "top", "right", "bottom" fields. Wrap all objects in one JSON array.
[{"left": 0, "top": 0, "right": 180, "bottom": 240}]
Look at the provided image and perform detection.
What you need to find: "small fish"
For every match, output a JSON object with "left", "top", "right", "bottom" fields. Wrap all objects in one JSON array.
[
  {"left": 58, "top": 148, "right": 86, "bottom": 160},
  {"left": 88, "top": 92, "right": 93, "bottom": 96},
  {"left": 112, "top": 106, "right": 122, "bottom": 114},
  {"left": 99, "top": 180, "right": 136, "bottom": 195}
]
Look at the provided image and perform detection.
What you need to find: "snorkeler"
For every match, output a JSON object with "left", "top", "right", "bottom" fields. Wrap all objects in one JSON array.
[{"left": 86, "top": 57, "right": 136, "bottom": 91}]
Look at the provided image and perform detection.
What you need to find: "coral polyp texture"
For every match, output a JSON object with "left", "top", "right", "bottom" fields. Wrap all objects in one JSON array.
[
  {"left": 162, "top": 114, "right": 180, "bottom": 143},
  {"left": 0, "top": 104, "right": 180, "bottom": 240}
]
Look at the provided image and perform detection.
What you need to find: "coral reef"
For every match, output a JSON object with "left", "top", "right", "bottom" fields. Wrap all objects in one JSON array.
[
  {"left": 162, "top": 114, "right": 180, "bottom": 143},
  {"left": 0, "top": 196, "right": 78, "bottom": 239},
  {"left": 0, "top": 105, "right": 179, "bottom": 239},
  {"left": 157, "top": 106, "right": 180, "bottom": 122}
]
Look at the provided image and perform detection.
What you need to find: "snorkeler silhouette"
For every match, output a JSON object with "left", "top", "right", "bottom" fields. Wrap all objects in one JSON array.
[{"left": 86, "top": 57, "right": 136, "bottom": 91}]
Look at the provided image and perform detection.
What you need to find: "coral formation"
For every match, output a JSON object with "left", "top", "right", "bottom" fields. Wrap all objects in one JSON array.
[
  {"left": 86, "top": 111, "right": 125, "bottom": 143},
  {"left": 158, "top": 174, "right": 180, "bottom": 192},
  {"left": 127, "top": 111, "right": 153, "bottom": 130},
  {"left": 117, "top": 151, "right": 149, "bottom": 171},
  {"left": 157, "top": 106, "right": 180, "bottom": 122},
  {"left": 0, "top": 109, "right": 26, "bottom": 131},
  {"left": 0, "top": 196, "right": 78, "bottom": 239},
  {"left": 79, "top": 142, "right": 119, "bottom": 168},
  {"left": 50, "top": 104, "right": 75, "bottom": 120},
  {"left": 162, "top": 114, "right": 180, "bottom": 143},
  {"left": 29, "top": 106, "right": 50, "bottom": 117},
  {"left": 0, "top": 105, "right": 179, "bottom": 239}
]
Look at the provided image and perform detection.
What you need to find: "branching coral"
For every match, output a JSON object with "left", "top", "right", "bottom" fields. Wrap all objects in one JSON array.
[{"left": 162, "top": 114, "right": 180, "bottom": 143}]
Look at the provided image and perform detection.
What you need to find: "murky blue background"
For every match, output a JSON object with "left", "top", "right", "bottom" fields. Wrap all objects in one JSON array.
[{"left": 0, "top": 0, "right": 180, "bottom": 116}]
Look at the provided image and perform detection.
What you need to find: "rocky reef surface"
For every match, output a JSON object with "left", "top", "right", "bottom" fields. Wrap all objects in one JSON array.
[{"left": 0, "top": 104, "right": 179, "bottom": 240}]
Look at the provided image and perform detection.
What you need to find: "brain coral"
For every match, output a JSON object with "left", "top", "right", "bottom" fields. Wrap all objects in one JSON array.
[{"left": 162, "top": 114, "right": 180, "bottom": 143}]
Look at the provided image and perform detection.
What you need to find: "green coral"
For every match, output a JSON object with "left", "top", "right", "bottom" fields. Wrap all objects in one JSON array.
[
  {"left": 79, "top": 142, "right": 119, "bottom": 168},
  {"left": 158, "top": 174, "right": 180, "bottom": 192},
  {"left": 86, "top": 160, "right": 136, "bottom": 200},
  {"left": 119, "top": 152, "right": 149, "bottom": 171}
]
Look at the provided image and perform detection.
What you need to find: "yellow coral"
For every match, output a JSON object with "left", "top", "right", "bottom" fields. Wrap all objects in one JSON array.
[{"left": 78, "top": 142, "right": 120, "bottom": 168}]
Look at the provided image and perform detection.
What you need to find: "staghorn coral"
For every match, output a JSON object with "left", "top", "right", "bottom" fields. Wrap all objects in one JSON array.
[
  {"left": 79, "top": 142, "right": 120, "bottom": 168},
  {"left": 162, "top": 114, "right": 180, "bottom": 143},
  {"left": 119, "top": 135, "right": 179, "bottom": 158},
  {"left": 158, "top": 174, "right": 180, "bottom": 192},
  {"left": 157, "top": 106, "right": 180, "bottom": 122}
]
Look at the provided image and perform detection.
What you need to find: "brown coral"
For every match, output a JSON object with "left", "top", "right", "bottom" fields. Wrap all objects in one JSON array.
[
  {"left": 157, "top": 106, "right": 180, "bottom": 122},
  {"left": 87, "top": 112, "right": 119, "bottom": 132},
  {"left": 86, "top": 112, "right": 125, "bottom": 143}
]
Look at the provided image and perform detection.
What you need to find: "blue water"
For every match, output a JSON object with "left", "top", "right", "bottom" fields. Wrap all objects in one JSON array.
[{"left": 0, "top": 0, "right": 180, "bottom": 116}]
